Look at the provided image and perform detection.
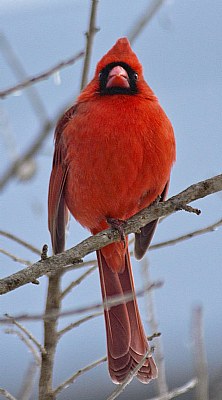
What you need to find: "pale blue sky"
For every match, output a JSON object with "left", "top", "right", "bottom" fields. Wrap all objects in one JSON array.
[{"left": 0, "top": 1, "right": 222, "bottom": 399}]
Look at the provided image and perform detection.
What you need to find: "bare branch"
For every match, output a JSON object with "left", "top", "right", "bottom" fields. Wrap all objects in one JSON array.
[
  {"left": 0, "top": 230, "right": 41, "bottom": 255},
  {"left": 106, "top": 348, "right": 153, "bottom": 400},
  {"left": 150, "top": 218, "right": 222, "bottom": 251},
  {"left": 0, "top": 174, "right": 221, "bottom": 295},
  {"left": 0, "top": 248, "right": 32, "bottom": 266},
  {"left": 53, "top": 356, "right": 106, "bottom": 396},
  {"left": 0, "top": 281, "right": 163, "bottom": 323},
  {"left": 62, "top": 258, "right": 97, "bottom": 274},
  {"left": 17, "top": 362, "right": 38, "bottom": 400},
  {"left": 60, "top": 265, "right": 97, "bottom": 299},
  {"left": 5, "top": 314, "right": 46, "bottom": 355},
  {"left": 0, "top": 33, "right": 47, "bottom": 121},
  {"left": 210, "top": 368, "right": 222, "bottom": 400},
  {"left": 5, "top": 329, "right": 41, "bottom": 366},
  {"left": 0, "top": 51, "right": 84, "bottom": 98},
  {"left": 80, "top": 0, "right": 99, "bottom": 90},
  {"left": 146, "top": 378, "right": 198, "bottom": 400},
  {"left": 142, "top": 258, "right": 168, "bottom": 397},
  {"left": 179, "top": 203, "right": 201, "bottom": 215},
  {"left": 0, "top": 119, "right": 52, "bottom": 191},
  {"left": 192, "top": 306, "right": 209, "bottom": 400},
  {"left": 0, "top": 95, "right": 78, "bottom": 191},
  {"left": 39, "top": 273, "right": 62, "bottom": 399},
  {"left": 0, "top": 105, "right": 19, "bottom": 162},
  {"left": 58, "top": 311, "right": 102, "bottom": 338},
  {"left": 0, "top": 388, "right": 17, "bottom": 400},
  {"left": 128, "top": 0, "right": 166, "bottom": 44}
]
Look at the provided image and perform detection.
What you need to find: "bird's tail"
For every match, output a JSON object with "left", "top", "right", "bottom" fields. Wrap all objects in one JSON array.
[{"left": 97, "top": 247, "right": 157, "bottom": 384}]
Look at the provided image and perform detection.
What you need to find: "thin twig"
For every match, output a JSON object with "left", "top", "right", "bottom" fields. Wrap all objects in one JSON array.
[
  {"left": 0, "top": 51, "right": 84, "bottom": 98},
  {"left": 0, "top": 388, "right": 17, "bottom": 400},
  {"left": 179, "top": 204, "right": 201, "bottom": 215},
  {"left": 0, "top": 32, "right": 47, "bottom": 121},
  {"left": 0, "top": 248, "right": 32, "bottom": 266},
  {"left": 80, "top": 0, "right": 99, "bottom": 90},
  {"left": 209, "top": 368, "right": 222, "bottom": 400},
  {"left": 53, "top": 356, "right": 106, "bottom": 396},
  {"left": 192, "top": 306, "right": 209, "bottom": 400},
  {"left": 62, "top": 258, "right": 97, "bottom": 274},
  {"left": 0, "top": 104, "right": 19, "bottom": 162},
  {"left": 129, "top": 218, "right": 222, "bottom": 252},
  {"left": 0, "top": 173, "right": 221, "bottom": 295},
  {"left": 0, "top": 230, "right": 41, "bottom": 255},
  {"left": 128, "top": 0, "right": 166, "bottom": 44},
  {"left": 0, "top": 96, "right": 80, "bottom": 191},
  {"left": 106, "top": 348, "right": 153, "bottom": 400},
  {"left": 146, "top": 378, "right": 198, "bottom": 400},
  {"left": 58, "top": 311, "right": 103, "bottom": 338},
  {"left": 150, "top": 218, "right": 222, "bottom": 251},
  {"left": 0, "top": 119, "right": 52, "bottom": 191},
  {"left": 5, "top": 314, "right": 46, "bottom": 355},
  {"left": 0, "top": 281, "right": 163, "bottom": 323},
  {"left": 5, "top": 329, "right": 41, "bottom": 366},
  {"left": 17, "top": 362, "right": 38, "bottom": 400},
  {"left": 142, "top": 258, "right": 168, "bottom": 397},
  {"left": 60, "top": 265, "right": 97, "bottom": 299}
]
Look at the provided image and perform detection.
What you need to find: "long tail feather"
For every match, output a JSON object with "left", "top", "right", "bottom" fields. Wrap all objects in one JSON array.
[{"left": 97, "top": 248, "right": 157, "bottom": 384}]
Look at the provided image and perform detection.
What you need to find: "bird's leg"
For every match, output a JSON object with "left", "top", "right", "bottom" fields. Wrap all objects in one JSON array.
[{"left": 106, "top": 217, "right": 127, "bottom": 247}]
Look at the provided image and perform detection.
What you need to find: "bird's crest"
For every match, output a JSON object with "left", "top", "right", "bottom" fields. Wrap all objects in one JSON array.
[{"left": 96, "top": 37, "right": 143, "bottom": 75}]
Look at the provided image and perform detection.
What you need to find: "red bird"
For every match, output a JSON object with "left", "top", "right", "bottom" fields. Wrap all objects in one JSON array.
[{"left": 48, "top": 38, "right": 176, "bottom": 384}]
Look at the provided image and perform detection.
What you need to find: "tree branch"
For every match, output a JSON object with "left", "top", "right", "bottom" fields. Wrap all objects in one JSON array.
[
  {"left": 0, "top": 388, "right": 17, "bottom": 400},
  {"left": 0, "top": 120, "right": 52, "bottom": 191},
  {"left": 57, "top": 311, "right": 102, "bottom": 338},
  {"left": 80, "top": 0, "right": 99, "bottom": 90},
  {"left": 146, "top": 378, "right": 197, "bottom": 400},
  {"left": 0, "top": 174, "right": 221, "bottom": 295},
  {"left": 17, "top": 362, "right": 38, "bottom": 400},
  {"left": 0, "top": 51, "right": 84, "bottom": 98},
  {"left": 192, "top": 306, "right": 209, "bottom": 400},
  {"left": 39, "top": 272, "right": 61, "bottom": 400},
  {"left": 60, "top": 265, "right": 97, "bottom": 299},
  {"left": 5, "top": 329, "right": 41, "bottom": 366},
  {"left": 0, "top": 32, "right": 47, "bottom": 121},
  {"left": 0, "top": 248, "right": 32, "bottom": 266},
  {"left": 0, "top": 99, "right": 75, "bottom": 191},
  {"left": 53, "top": 356, "right": 106, "bottom": 396},
  {"left": 0, "top": 281, "right": 162, "bottom": 323},
  {"left": 149, "top": 218, "right": 222, "bottom": 251},
  {"left": 128, "top": 0, "right": 166, "bottom": 44},
  {"left": 0, "top": 230, "right": 41, "bottom": 255},
  {"left": 5, "top": 314, "right": 46, "bottom": 355}
]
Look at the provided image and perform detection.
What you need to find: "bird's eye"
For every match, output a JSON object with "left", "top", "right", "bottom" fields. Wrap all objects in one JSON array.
[
  {"left": 134, "top": 73, "right": 138, "bottom": 80},
  {"left": 98, "top": 72, "right": 102, "bottom": 79}
]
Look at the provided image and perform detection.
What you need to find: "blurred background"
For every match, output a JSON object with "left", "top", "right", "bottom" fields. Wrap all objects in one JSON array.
[{"left": 0, "top": 1, "right": 222, "bottom": 399}]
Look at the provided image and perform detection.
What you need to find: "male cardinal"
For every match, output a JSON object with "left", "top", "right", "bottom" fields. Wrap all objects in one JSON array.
[{"left": 48, "top": 38, "right": 176, "bottom": 384}]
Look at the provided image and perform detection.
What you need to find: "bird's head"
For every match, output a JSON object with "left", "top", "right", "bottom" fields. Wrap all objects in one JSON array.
[{"left": 96, "top": 37, "right": 143, "bottom": 95}]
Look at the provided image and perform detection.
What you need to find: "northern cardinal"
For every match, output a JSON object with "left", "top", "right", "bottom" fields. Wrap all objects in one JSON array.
[{"left": 48, "top": 38, "right": 176, "bottom": 384}]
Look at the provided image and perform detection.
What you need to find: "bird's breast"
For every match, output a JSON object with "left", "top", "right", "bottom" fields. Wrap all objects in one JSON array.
[{"left": 64, "top": 97, "right": 175, "bottom": 231}]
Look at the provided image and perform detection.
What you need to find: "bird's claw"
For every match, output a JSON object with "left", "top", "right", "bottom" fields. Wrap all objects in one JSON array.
[{"left": 106, "top": 217, "right": 127, "bottom": 247}]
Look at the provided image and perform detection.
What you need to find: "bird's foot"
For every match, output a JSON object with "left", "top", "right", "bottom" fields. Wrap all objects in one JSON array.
[{"left": 106, "top": 217, "right": 127, "bottom": 247}]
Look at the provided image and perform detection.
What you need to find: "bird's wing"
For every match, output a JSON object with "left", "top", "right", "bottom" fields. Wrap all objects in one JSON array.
[
  {"left": 134, "top": 181, "right": 169, "bottom": 259},
  {"left": 48, "top": 105, "right": 76, "bottom": 254}
]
